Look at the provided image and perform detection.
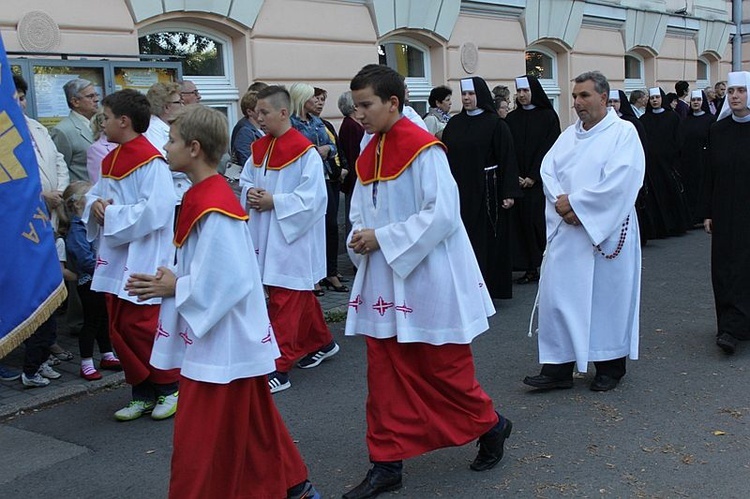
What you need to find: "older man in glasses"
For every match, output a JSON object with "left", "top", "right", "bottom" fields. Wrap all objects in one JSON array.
[
  {"left": 51, "top": 78, "right": 100, "bottom": 182},
  {"left": 179, "top": 80, "right": 201, "bottom": 105}
]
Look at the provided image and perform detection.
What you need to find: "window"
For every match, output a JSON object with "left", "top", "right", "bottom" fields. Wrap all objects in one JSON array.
[
  {"left": 379, "top": 40, "right": 431, "bottom": 115},
  {"left": 139, "top": 31, "right": 225, "bottom": 77},
  {"left": 624, "top": 54, "right": 645, "bottom": 93},
  {"left": 696, "top": 59, "right": 709, "bottom": 91},
  {"left": 625, "top": 55, "right": 642, "bottom": 80},
  {"left": 138, "top": 24, "right": 239, "bottom": 127},
  {"left": 525, "top": 49, "right": 560, "bottom": 111}
]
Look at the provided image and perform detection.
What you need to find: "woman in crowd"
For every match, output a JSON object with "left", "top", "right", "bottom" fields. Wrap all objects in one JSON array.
[
  {"left": 289, "top": 83, "right": 340, "bottom": 296},
  {"left": 639, "top": 87, "right": 691, "bottom": 238},
  {"left": 230, "top": 90, "right": 264, "bottom": 167},
  {"left": 678, "top": 90, "right": 715, "bottom": 226},
  {"left": 337, "top": 91, "right": 364, "bottom": 237},
  {"left": 423, "top": 85, "right": 452, "bottom": 138},
  {"left": 442, "top": 77, "right": 522, "bottom": 299}
]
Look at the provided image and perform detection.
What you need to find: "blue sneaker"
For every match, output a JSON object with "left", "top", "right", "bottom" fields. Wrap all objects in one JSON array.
[{"left": 0, "top": 365, "right": 21, "bottom": 382}]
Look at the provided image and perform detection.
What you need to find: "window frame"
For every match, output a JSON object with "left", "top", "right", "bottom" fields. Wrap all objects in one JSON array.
[
  {"left": 138, "top": 22, "right": 239, "bottom": 126},
  {"left": 624, "top": 54, "right": 646, "bottom": 93},
  {"left": 525, "top": 47, "right": 560, "bottom": 112},
  {"left": 378, "top": 37, "right": 432, "bottom": 115}
]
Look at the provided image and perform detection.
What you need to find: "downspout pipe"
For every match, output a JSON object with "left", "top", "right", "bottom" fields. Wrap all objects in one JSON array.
[{"left": 733, "top": 0, "right": 742, "bottom": 71}]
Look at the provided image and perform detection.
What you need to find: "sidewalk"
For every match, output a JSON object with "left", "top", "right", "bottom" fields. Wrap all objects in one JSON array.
[{"left": 0, "top": 254, "right": 356, "bottom": 419}]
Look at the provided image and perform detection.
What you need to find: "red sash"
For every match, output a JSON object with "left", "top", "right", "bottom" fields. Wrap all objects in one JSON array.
[
  {"left": 356, "top": 117, "right": 445, "bottom": 185},
  {"left": 250, "top": 128, "right": 314, "bottom": 171},
  {"left": 174, "top": 175, "right": 248, "bottom": 248},
  {"left": 101, "top": 135, "right": 163, "bottom": 180}
]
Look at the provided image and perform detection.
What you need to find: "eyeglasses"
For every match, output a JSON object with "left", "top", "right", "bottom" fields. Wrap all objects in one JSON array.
[
  {"left": 79, "top": 92, "right": 100, "bottom": 100},
  {"left": 180, "top": 90, "right": 200, "bottom": 96}
]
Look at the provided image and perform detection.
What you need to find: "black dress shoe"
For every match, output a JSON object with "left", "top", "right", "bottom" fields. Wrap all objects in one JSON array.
[
  {"left": 590, "top": 374, "right": 620, "bottom": 392},
  {"left": 470, "top": 417, "right": 513, "bottom": 471},
  {"left": 342, "top": 467, "right": 402, "bottom": 499},
  {"left": 523, "top": 374, "right": 573, "bottom": 390},
  {"left": 716, "top": 333, "right": 737, "bottom": 355}
]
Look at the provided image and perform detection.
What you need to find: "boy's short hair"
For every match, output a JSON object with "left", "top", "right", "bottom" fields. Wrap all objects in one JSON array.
[
  {"left": 350, "top": 64, "right": 405, "bottom": 113},
  {"left": 257, "top": 85, "right": 291, "bottom": 112},
  {"left": 101, "top": 89, "right": 152, "bottom": 133},
  {"left": 170, "top": 104, "right": 228, "bottom": 165}
]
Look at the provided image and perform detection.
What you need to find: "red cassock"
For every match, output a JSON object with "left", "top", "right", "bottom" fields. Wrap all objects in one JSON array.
[
  {"left": 104, "top": 294, "right": 179, "bottom": 385},
  {"left": 365, "top": 337, "right": 498, "bottom": 462},
  {"left": 169, "top": 376, "right": 308, "bottom": 499},
  {"left": 266, "top": 286, "right": 332, "bottom": 372}
]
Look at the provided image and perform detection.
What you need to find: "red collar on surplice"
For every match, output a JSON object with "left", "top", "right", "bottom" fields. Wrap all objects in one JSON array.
[
  {"left": 174, "top": 174, "right": 248, "bottom": 248},
  {"left": 250, "top": 127, "right": 314, "bottom": 171},
  {"left": 356, "top": 117, "right": 445, "bottom": 185},
  {"left": 101, "top": 135, "right": 163, "bottom": 180}
]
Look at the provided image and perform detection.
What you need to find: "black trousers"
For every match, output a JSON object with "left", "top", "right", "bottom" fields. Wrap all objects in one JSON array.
[
  {"left": 325, "top": 180, "right": 340, "bottom": 277},
  {"left": 77, "top": 282, "right": 112, "bottom": 359},
  {"left": 541, "top": 357, "right": 627, "bottom": 379},
  {"left": 23, "top": 316, "right": 56, "bottom": 376}
]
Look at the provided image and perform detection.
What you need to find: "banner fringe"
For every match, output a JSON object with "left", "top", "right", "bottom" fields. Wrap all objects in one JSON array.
[{"left": 0, "top": 282, "right": 68, "bottom": 359}]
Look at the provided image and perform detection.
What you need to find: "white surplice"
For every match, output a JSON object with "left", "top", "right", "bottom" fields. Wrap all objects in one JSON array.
[
  {"left": 82, "top": 157, "right": 177, "bottom": 305},
  {"left": 143, "top": 115, "right": 191, "bottom": 201},
  {"left": 150, "top": 213, "right": 279, "bottom": 383},
  {"left": 239, "top": 148, "right": 327, "bottom": 291},
  {"left": 344, "top": 145, "right": 495, "bottom": 345},
  {"left": 538, "top": 108, "right": 644, "bottom": 372}
]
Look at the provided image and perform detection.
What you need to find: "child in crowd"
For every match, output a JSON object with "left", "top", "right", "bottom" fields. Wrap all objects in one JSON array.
[
  {"left": 126, "top": 105, "right": 320, "bottom": 499},
  {"left": 239, "top": 85, "right": 338, "bottom": 394},
  {"left": 63, "top": 181, "right": 121, "bottom": 381},
  {"left": 83, "top": 89, "right": 179, "bottom": 421}
]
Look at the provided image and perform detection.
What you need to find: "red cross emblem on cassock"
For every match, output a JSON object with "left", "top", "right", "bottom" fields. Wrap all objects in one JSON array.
[
  {"left": 372, "top": 296, "right": 394, "bottom": 316},
  {"left": 179, "top": 330, "right": 193, "bottom": 345},
  {"left": 395, "top": 302, "right": 413, "bottom": 317},
  {"left": 261, "top": 325, "right": 272, "bottom": 344},
  {"left": 96, "top": 257, "right": 108, "bottom": 268},
  {"left": 348, "top": 294, "right": 363, "bottom": 312},
  {"left": 156, "top": 321, "right": 170, "bottom": 340}
]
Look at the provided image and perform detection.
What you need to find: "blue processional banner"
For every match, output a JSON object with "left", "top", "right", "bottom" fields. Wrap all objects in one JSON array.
[{"left": 0, "top": 33, "right": 66, "bottom": 357}]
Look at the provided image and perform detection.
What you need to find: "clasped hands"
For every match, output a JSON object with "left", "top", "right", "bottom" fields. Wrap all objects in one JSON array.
[
  {"left": 125, "top": 267, "right": 176, "bottom": 302},
  {"left": 246, "top": 188, "right": 274, "bottom": 212},
  {"left": 555, "top": 194, "right": 581, "bottom": 226},
  {"left": 91, "top": 198, "right": 113, "bottom": 226},
  {"left": 349, "top": 229, "right": 379, "bottom": 255}
]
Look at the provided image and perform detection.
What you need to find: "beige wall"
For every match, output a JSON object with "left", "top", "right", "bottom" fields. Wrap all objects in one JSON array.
[{"left": 2, "top": 0, "right": 740, "bottom": 128}]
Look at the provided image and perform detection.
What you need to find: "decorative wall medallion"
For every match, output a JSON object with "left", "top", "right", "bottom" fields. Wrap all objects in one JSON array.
[
  {"left": 460, "top": 42, "right": 479, "bottom": 74},
  {"left": 18, "top": 11, "right": 61, "bottom": 52}
]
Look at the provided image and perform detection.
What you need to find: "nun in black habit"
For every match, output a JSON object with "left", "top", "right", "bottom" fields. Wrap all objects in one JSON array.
[
  {"left": 639, "top": 87, "right": 691, "bottom": 238},
  {"left": 610, "top": 89, "right": 653, "bottom": 245},
  {"left": 504, "top": 75, "right": 560, "bottom": 283},
  {"left": 678, "top": 90, "right": 716, "bottom": 225},
  {"left": 442, "top": 76, "right": 522, "bottom": 299}
]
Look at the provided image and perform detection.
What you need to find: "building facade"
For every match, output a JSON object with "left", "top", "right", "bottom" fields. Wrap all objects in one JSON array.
[{"left": 2, "top": 0, "right": 747, "bottom": 127}]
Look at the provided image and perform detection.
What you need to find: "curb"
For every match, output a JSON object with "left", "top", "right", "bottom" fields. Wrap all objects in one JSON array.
[{"left": 0, "top": 372, "right": 126, "bottom": 421}]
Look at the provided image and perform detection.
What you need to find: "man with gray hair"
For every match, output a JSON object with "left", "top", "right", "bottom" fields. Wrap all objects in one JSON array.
[
  {"left": 51, "top": 78, "right": 99, "bottom": 181},
  {"left": 628, "top": 89, "right": 647, "bottom": 117},
  {"left": 523, "top": 71, "right": 644, "bottom": 392}
]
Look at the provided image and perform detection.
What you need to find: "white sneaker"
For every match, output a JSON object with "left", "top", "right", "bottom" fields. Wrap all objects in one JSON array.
[
  {"left": 151, "top": 392, "right": 178, "bottom": 420},
  {"left": 22, "top": 372, "right": 50, "bottom": 388},
  {"left": 39, "top": 362, "right": 61, "bottom": 379},
  {"left": 114, "top": 400, "right": 155, "bottom": 421}
]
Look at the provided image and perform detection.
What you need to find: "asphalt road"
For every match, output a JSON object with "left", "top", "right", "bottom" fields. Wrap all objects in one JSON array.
[{"left": 2, "top": 230, "right": 749, "bottom": 498}]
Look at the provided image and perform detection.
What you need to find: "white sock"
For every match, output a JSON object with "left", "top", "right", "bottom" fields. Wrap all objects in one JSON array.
[
  {"left": 81, "top": 358, "right": 95, "bottom": 373},
  {"left": 102, "top": 352, "right": 117, "bottom": 361}
]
